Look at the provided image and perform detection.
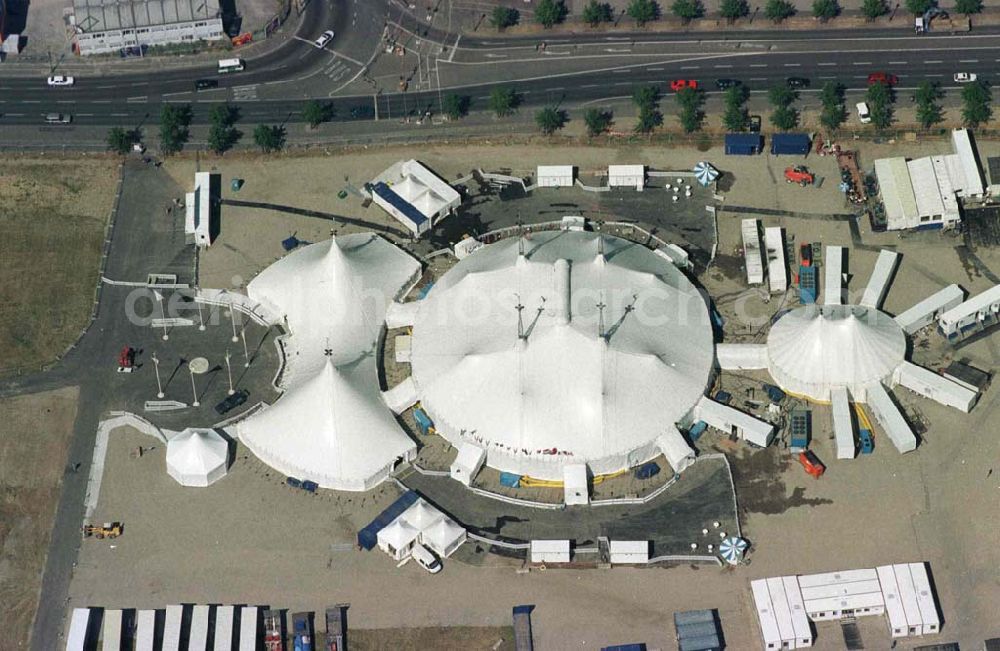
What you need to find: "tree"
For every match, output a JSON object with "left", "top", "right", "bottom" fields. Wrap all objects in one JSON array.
[
  {"left": 106, "top": 126, "right": 136, "bottom": 154},
  {"left": 627, "top": 0, "right": 660, "bottom": 25},
  {"left": 860, "top": 0, "right": 888, "bottom": 20},
  {"left": 954, "top": 0, "right": 983, "bottom": 14},
  {"left": 722, "top": 85, "right": 749, "bottom": 131},
  {"left": 583, "top": 108, "right": 613, "bottom": 136},
  {"left": 488, "top": 87, "right": 518, "bottom": 117},
  {"left": 819, "top": 80, "right": 844, "bottom": 108},
  {"left": 490, "top": 6, "right": 519, "bottom": 29},
  {"left": 632, "top": 85, "right": 661, "bottom": 111},
  {"left": 535, "top": 107, "right": 567, "bottom": 135},
  {"left": 675, "top": 87, "right": 704, "bottom": 133},
  {"left": 768, "top": 84, "right": 796, "bottom": 108},
  {"left": 719, "top": 0, "right": 750, "bottom": 20},
  {"left": 961, "top": 81, "right": 992, "bottom": 127},
  {"left": 866, "top": 81, "right": 894, "bottom": 128},
  {"left": 914, "top": 81, "right": 944, "bottom": 129},
  {"left": 535, "top": 0, "right": 568, "bottom": 27},
  {"left": 253, "top": 124, "right": 286, "bottom": 153},
  {"left": 159, "top": 104, "right": 192, "bottom": 155},
  {"left": 904, "top": 0, "right": 932, "bottom": 14},
  {"left": 812, "top": 0, "right": 839, "bottom": 20},
  {"left": 770, "top": 105, "right": 798, "bottom": 130},
  {"left": 442, "top": 94, "right": 470, "bottom": 120},
  {"left": 818, "top": 81, "right": 845, "bottom": 130},
  {"left": 302, "top": 100, "right": 334, "bottom": 127},
  {"left": 671, "top": 0, "right": 704, "bottom": 21},
  {"left": 582, "top": 0, "right": 614, "bottom": 25},
  {"left": 207, "top": 104, "right": 241, "bottom": 154},
  {"left": 634, "top": 106, "right": 663, "bottom": 133},
  {"left": 764, "top": 0, "right": 795, "bottom": 21}
]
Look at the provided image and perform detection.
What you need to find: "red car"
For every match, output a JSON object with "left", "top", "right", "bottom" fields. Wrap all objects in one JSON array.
[
  {"left": 670, "top": 79, "right": 698, "bottom": 91},
  {"left": 867, "top": 72, "right": 899, "bottom": 86}
]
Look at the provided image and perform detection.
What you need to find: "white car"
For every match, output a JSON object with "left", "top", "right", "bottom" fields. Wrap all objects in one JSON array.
[
  {"left": 856, "top": 101, "right": 872, "bottom": 124},
  {"left": 313, "top": 30, "right": 335, "bottom": 49},
  {"left": 954, "top": 72, "right": 977, "bottom": 83},
  {"left": 410, "top": 544, "right": 442, "bottom": 574},
  {"left": 47, "top": 75, "right": 75, "bottom": 87}
]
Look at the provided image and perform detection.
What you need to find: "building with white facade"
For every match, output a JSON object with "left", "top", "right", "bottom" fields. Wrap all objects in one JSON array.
[
  {"left": 371, "top": 160, "right": 461, "bottom": 237},
  {"left": 73, "top": 0, "right": 225, "bottom": 55}
]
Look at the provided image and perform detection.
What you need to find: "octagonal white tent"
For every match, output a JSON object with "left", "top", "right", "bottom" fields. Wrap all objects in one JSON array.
[
  {"left": 408, "top": 231, "right": 714, "bottom": 480},
  {"left": 166, "top": 428, "right": 229, "bottom": 487}
]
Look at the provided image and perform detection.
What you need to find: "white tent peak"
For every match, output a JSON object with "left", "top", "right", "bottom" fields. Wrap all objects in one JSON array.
[{"left": 166, "top": 428, "right": 229, "bottom": 487}]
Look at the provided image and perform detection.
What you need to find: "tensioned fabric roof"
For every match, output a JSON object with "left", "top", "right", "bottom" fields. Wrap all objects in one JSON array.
[
  {"left": 767, "top": 304, "right": 906, "bottom": 402},
  {"left": 166, "top": 428, "right": 228, "bottom": 487},
  {"left": 408, "top": 231, "right": 713, "bottom": 481},
  {"left": 237, "top": 235, "right": 421, "bottom": 491}
]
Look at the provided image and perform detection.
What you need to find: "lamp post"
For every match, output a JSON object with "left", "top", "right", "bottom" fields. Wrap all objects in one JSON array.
[
  {"left": 230, "top": 300, "right": 239, "bottom": 343},
  {"left": 189, "top": 365, "right": 200, "bottom": 407},
  {"left": 196, "top": 290, "right": 206, "bottom": 331},
  {"left": 225, "top": 349, "right": 235, "bottom": 395},
  {"left": 151, "top": 352, "right": 164, "bottom": 399},
  {"left": 241, "top": 327, "right": 250, "bottom": 367},
  {"left": 155, "top": 290, "right": 168, "bottom": 340}
]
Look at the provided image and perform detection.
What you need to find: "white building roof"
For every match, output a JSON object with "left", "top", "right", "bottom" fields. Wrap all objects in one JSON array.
[
  {"left": 767, "top": 304, "right": 906, "bottom": 401},
  {"left": 165, "top": 428, "right": 229, "bottom": 487},
  {"left": 238, "top": 234, "right": 421, "bottom": 491},
  {"left": 824, "top": 245, "right": 845, "bottom": 305},
  {"left": 894, "top": 361, "right": 977, "bottom": 413},
  {"left": 716, "top": 343, "right": 769, "bottom": 370},
  {"left": 764, "top": 227, "right": 786, "bottom": 294},
  {"left": 741, "top": 219, "right": 764, "bottom": 285},
  {"left": 860, "top": 250, "right": 900, "bottom": 309},
  {"left": 608, "top": 164, "right": 645, "bottom": 177},
  {"left": 373, "top": 159, "right": 461, "bottom": 222},
  {"left": 939, "top": 283, "right": 1000, "bottom": 331},
  {"left": 831, "top": 387, "right": 855, "bottom": 460},
  {"left": 866, "top": 381, "right": 917, "bottom": 453},
  {"left": 951, "top": 128, "right": 985, "bottom": 196},
  {"left": 657, "top": 427, "right": 695, "bottom": 474},
  {"left": 408, "top": 232, "right": 714, "bottom": 480},
  {"left": 876, "top": 157, "right": 918, "bottom": 230},
  {"left": 894, "top": 284, "right": 964, "bottom": 334}
]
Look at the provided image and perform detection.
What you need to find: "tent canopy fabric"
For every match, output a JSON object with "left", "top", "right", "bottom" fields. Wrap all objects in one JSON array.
[
  {"left": 377, "top": 519, "right": 420, "bottom": 551},
  {"left": 408, "top": 231, "right": 714, "bottom": 481},
  {"left": 401, "top": 499, "right": 444, "bottom": 530},
  {"left": 166, "top": 428, "right": 229, "bottom": 487},
  {"left": 239, "top": 234, "right": 421, "bottom": 491},
  {"left": 422, "top": 517, "right": 467, "bottom": 558},
  {"left": 693, "top": 161, "right": 719, "bottom": 186},
  {"left": 767, "top": 304, "right": 906, "bottom": 401}
]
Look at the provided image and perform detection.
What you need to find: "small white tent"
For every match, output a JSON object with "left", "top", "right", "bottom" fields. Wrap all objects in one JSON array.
[
  {"left": 166, "top": 428, "right": 229, "bottom": 487},
  {"left": 401, "top": 499, "right": 444, "bottom": 530},
  {"left": 377, "top": 519, "right": 421, "bottom": 560},
  {"left": 422, "top": 518, "right": 467, "bottom": 558}
]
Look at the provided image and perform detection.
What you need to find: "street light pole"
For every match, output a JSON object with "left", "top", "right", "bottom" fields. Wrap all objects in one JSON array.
[
  {"left": 225, "top": 349, "right": 235, "bottom": 395},
  {"left": 241, "top": 327, "right": 250, "bottom": 367},
  {"left": 230, "top": 300, "right": 239, "bottom": 343},
  {"left": 189, "top": 366, "right": 200, "bottom": 407},
  {"left": 155, "top": 290, "right": 169, "bottom": 340},
  {"left": 196, "top": 291, "right": 206, "bottom": 331},
  {"left": 152, "top": 352, "right": 164, "bottom": 399}
]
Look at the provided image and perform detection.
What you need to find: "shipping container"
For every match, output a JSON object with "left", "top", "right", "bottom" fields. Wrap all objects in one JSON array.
[
  {"left": 765, "top": 227, "right": 787, "bottom": 294},
  {"left": 860, "top": 250, "right": 900, "bottom": 309},
  {"left": 513, "top": 605, "right": 534, "bottom": 651},
  {"left": 725, "top": 133, "right": 764, "bottom": 155},
  {"left": 770, "top": 133, "right": 811, "bottom": 155},
  {"left": 325, "top": 604, "right": 349, "bottom": 651},
  {"left": 741, "top": 219, "right": 765, "bottom": 286},
  {"left": 799, "top": 266, "right": 818, "bottom": 304}
]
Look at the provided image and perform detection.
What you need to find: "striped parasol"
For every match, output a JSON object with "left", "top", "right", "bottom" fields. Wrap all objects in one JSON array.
[
  {"left": 719, "top": 536, "right": 748, "bottom": 564},
  {"left": 693, "top": 161, "right": 719, "bottom": 187}
]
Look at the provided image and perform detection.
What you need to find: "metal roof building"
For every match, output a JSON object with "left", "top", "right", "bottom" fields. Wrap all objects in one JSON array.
[{"left": 73, "top": 0, "right": 224, "bottom": 55}]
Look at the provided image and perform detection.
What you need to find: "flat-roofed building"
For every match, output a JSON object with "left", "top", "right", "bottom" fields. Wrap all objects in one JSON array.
[{"left": 73, "top": 0, "right": 225, "bottom": 55}]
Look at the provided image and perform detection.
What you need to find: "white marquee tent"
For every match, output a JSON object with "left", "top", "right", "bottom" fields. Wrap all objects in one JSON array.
[
  {"left": 408, "top": 231, "right": 714, "bottom": 480},
  {"left": 422, "top": 517, "right": 467, "bottom": 558},
  {"left": 377, "top": 519, "right": 421, "bottom": 560},
  {"left": 166, "top": 428, "right": 229, "bottom": 487}
]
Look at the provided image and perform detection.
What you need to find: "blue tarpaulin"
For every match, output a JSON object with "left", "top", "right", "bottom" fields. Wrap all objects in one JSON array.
[
  {"left": 282, "top": 236, "right": 300, "bottom": 251},
  {"left": 372, "top": 182, "right": 428, "bottom": 231},
  {"left": 418, "top": 283, "right": 435, "bottom": 299},
  {"left": 689, "top": 421, "right": 708, "bottom": 441},
  {"left": 499, "top": 472, "right": 521, "bottom": 488},
  {"left": 724, "top": 133, "right": 763, "bottom": 155},
  {"left": 634, "top": 462, "right": 661, "bottom": 480},
  {"left": 357, "top": 490, "right": 420, "bottom": 550},
  {"left": 770, "top": 133, "right": 811, "bottom": 155}
]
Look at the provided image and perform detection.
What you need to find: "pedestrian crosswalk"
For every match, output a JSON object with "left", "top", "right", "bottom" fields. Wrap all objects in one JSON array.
[{"left": 232, "top": 84, "right": 258, "bottom": 101}]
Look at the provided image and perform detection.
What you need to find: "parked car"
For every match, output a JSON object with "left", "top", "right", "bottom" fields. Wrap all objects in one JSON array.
[
  {"left": 786, "top": 76, "right": 810, "bottom": 89},
  {"left": 856, "top": 101, "right": 872, "bottom": 124},
  {"left": 214, "top": 388, "right": 248, "bottom": 415},
  {"left": 798, "top": 450, "right": 826, "bottom": 479},
  {"left": 44, "top": 113, "right": 72, "bottom": 124},
  {"left": 748, "top": 114, "right": 762, "bottom": 133},
  {"left": 953, "top": 72, "right": 977, "bottom": 83},
  {"left": 715, "top": 78, "right": 741, "bottom": 90},
  {"left": 314, "top": 29, "right": 335, "bottom": 49},
  {"left": 867, "top": 72, "right": 898, "bottom": 86},
  {"left": 411, "top": 544, "right": 442, "bottom": 574},
  {"left": 47, "top": 75, "right": 74, "bottom": 86},
  {"left": 195, "top": 78, "right": 219, "bottom": 90},
  {"left": 670, "top": 79, "right": 698, "bottom": 91}
]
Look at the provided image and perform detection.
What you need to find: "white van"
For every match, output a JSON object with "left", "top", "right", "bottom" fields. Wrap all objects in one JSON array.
[
  {"left": 856, "top": 102, "right": 871, "bottom": 124},
  {"left": 411, "top": 544, "right": 442, "bottom": 574}
]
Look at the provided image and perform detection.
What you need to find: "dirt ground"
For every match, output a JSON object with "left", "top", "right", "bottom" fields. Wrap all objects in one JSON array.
[
  {"left": 0, "top": 157, "right": 117, "bottom": 377},
  {"left": 350, "top": 626, "right": 515, "bottom": 651},
  {"left": 0, "top": 386, "right": 80, "bottom": 651}
]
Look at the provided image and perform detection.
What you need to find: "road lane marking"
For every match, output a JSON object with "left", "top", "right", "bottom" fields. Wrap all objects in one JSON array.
[
  {"left": 750, "top": 64, "right": 767, "bottom": 68},
  {"left": 750, "top": 78, "right": 767, "bottom": 81},
  {"left": 680, "top": 65, "right": 699, "bottom": 69},
  {"left": 581, "top": 84, "right": 599, "bottom": 88},
  {"left": 959, "top": 59, "right": 978, "bottom": 63},
  {"left": 818, "top": 63, "right": 836, "bottom": 66},
  {"left": 714, "top": 64, "right": 733, "bottom": 68},
  {"left": 852, "top": 62, "right": 872, "bottom": 65},
  {"left": 783, "top": 63, "right": 801, "bottom": 67},
  {"left": 888, "top": 61, "right": 908, "bottom": 64},
  {"left": 818, "top": 76, "right": 835, "bottom": 79},
  {"left": 612, "top": 68, "right": 630, "bottom": 73},
  {"left": 126, "top": 96, "right": 147, "bottom": 102},
  {"left": 925, "top": 60, "right": 943, "bottom": 63},
  {"left": 646, "top": 67, "right": 664, "bottom": 71}
]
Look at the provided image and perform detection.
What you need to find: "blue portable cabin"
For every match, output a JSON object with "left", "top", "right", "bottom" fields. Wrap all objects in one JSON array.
[
  {"left": 714, "top": 390, "right": 732, "bottom": 404},
  {"left": 859, "top": 429, "right": 874, "bottom": 454},
  {"left": 413, "top": 407, "right": 435, "bottom": 435},
  {"left": 634, "top": 461, "right": 660, "bottom": 480},
  {"left": 770, "top": 133, "right": 811, "bottom": 155},
  {"left": 763, "top": 384, "right": 786, "bottom": 404},
  {"left": 499, "top": 472, "right": 522, "bottom": 488},
  {"left": 357, "top": 490, "right": 420, "bottom": 550},
  {"left": 725, "top": 133, "right": 764, "bottom": 156},
  {"left": 688, "top": 420, "right": 708, "bottom": 441},
  {"left": 799, "top": 265, "right": 818, "bottom": 304},
  {"left": 602, "top": 645, "right": 647, "bottom": 651}
]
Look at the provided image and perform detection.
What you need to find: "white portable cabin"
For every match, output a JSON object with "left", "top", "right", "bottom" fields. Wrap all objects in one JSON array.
[
  {"left": 136, "top": 610, "right": 156, "bottom": 651},
  {"left": 716, "top": 343, "right": 769, "bottom": 370},
  {"left": 239, "top": 606, "right": 259, "bottom": 651},
  {"left": 66, "top": 608, "right": 90, "bottom": 651},
  {"left": 741, "top": 219, "right": 765, "bottom": 286},
  {"left": 765, "top": 227, "right": 787, "bottom": 294},
  {"left": 892, "top": 563, "right": 925, "bottom": 636},
  {"left": 449, "top": 442, "right": 486, "bottom": 486},
  {"left": 530, "top": 539, "right": 571, "bottom": 564},
  {"left": 798, "top": 568, "right": 885, "bottom": 622},
  {"left": 607, "top": 165, "right": 645, "bottom": 190},
  {"left": 865, "top": 382, "right": 916, "bottom": 453},
  {"left": 894, "top": 361, "right": 978, "bottom": 413},
  {"left": 894, "top": 284, "right": 964, "bottom": 334},
  {"left": 830, "top": 387, "right": 856, "bottom": 459},
  {"left": 824, "top": 246, "right": 845, "bottom": 305},
  {"left": 214, "top": 606, "right": 235, "bottom": 651},
  {"left": 951, "top": 128, "right": 985, "bottom": 197},
  {"left": 656, "top": 427, "right": 696, "bottom": 473},
  {"left": 101, "top": 609, "right": 123, "bottom": 651},
  {"left": 609, "top": 540, "right": 650, "bottom": 564},
  {"left": 765, "top": 577, "right": 799, "bottom": 648},
  {"left": 782, "top": 576, "right": 814, "bottom": 647},
  {"left": 876, "top": 565, "right": 911, "bottom": 638},
  {"left": 750, "top": 579, "right": 786, "bottom": 650},
  {"left": 163, "top": 604, "right": 184, "bottom": 651},
  {"left": 189, "top": 605, "right": 210, "bottom": 651},
  {"left": 860, "top": 250, "right": 899, "bottom": 309},
  {"left": 938, "top": 283, "right": 1000, "bottom": 336},
  {"left": 908, "top": 563, "right": 941, "bottom": 634},
  {"left": 563, "top": 463, "right": 589, "bottom": 505},
  {"left": 536, "top": 165, "right": 575, "bottom": 187},
  {"left": 696, "top": 396, "right": 775, "bottom": 447}
]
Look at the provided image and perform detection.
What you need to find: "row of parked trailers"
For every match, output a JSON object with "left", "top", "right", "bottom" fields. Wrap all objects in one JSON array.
[
  {"left": 724, "top": 133, "right": 812, "bottom": 156},
  {"left": 66, "top": 604, "right": 347, "bottom": 651},
  {"left": 741, "top": 219, "right": 788, "bottom": 294}
]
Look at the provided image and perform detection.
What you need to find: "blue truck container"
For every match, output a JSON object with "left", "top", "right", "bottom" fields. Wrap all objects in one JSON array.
[
  {"left": 799, "top": 265, "right": 818, "bottom": 304},
  {"left": 357, "top": 490, "right": 420, "bottom": 549},
  {"left": 413, "top": 407, "right": 434, "bottom": 435},
  {"left": 293, "top": 612, "right": 313, "bottom": 651},
  {"left": 724, "top": 133, "right": 764, "bottom": 155},
  {"left": 859, "top": 429, "right": 874, "bottom": 454},
  {"left": 602, "top": 645, "right": 647, "bottom": 651},
  {"left": 634, "top": 461, "right": 660, "bottom": 480},
  {"left": 789, "top": 408, "right": 811, "bottom": 449},
  {"left": 770, "top": 133, "right": 811, "bottom": 155},
  {"left": 688, "top": 420, "right": 708, "bottom": 441},
  {"left": 513, "top": 605, "right": 534, "bottom": 651},
  {"left": 499, "top": 472, "right": 522, "bottom": 488}
]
